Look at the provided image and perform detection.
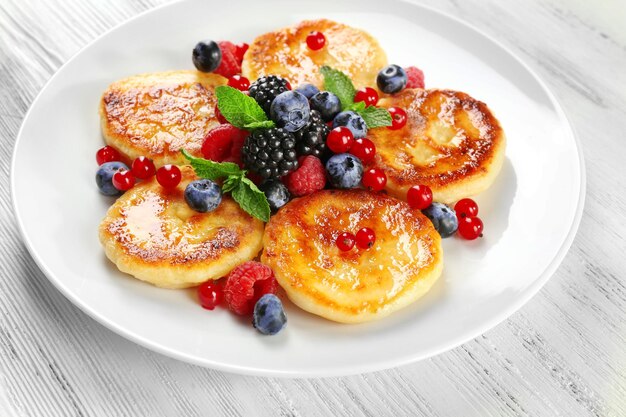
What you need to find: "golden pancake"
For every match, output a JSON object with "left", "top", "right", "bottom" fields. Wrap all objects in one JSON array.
[
  {"left": 261, "top": 190, "right": 443, "bottom": 323},
  {"left": 100, "top": 70, "right": 226, "bottom": 167},
  {"left": 369, "top": 88, "right": 506, "bottom": 204},
  {"left": 242, "top": 19, "right": 387, "bottom": 89},
  {"left": 99, "top": 166, "right": 264, "bottom": 289}
]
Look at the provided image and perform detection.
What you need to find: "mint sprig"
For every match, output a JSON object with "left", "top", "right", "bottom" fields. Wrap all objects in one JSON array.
[
  {"left": 346, "top": 101, "right": 366, "bottom": 112},
  {"left": 231, "top": 178, "right": 269, "bottom": 222},
  {"left": 320, "top": 66, "right": 392, "bottom": 129},
  {"left": 320, "top": 66, "right": 357, "bottom": 110},
  {"left": 359, "top": 106, "right": 392, "bottom": 128},
  {"left": 181, "top": 149, "right": 270, "bottom": 222},
  {"left": 215, "top": 86, "right": 276, "bottom": 130}
]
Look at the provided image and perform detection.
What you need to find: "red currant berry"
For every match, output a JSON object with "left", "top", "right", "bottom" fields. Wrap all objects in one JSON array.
[
  {"left": 407, "top": 184, "right": 433, "bottom": 210},
  {"left": 227, "top": 74, "right": 250, "bottom": 91},
  {"left": 355, "top": 227, "right": 376, "bottom": 249},
  {"left": 388, "top": 107, "right": 407, "bottom": 130},
  {"left": 362, "top": 168, "right": 387, "bottom": 191},
  {"left": 350, "top": 138, "right": 376, "bottom": 164},
  {"left": 197, "top": 280, "right": 224, "bottom": 310},
  {"left": 131, "top": 156, "right": 156, "bottom": 179},
  {"left": 96, "top": 146, "right": 121, "bottom": 165},
  {"left": 458, "top": 216, "right": 484, "bottom": 240},
  {"left": 454, "top": 198, "right": 479, "bottom": 219},
  {"left": 234, "top": 42, "right": 249, "bottom": 63},
  {"left": 354, "top": 87, "right": 379, "bottom": 107},
  {"left": 326, "top": 127, "right": 354, "bottom": 153},
  {"left": 112, "top": 169, "right": 135, "bottom": 191},
  {"left": 306, "top": 31, "right": 326, "bottom": 50},
  {"left": 214, "top": 104, "right": 227, "bottom": 123},
  {"left": 336, "top": 232, "right": 356, "bottom": 251},
  {"left": 156, "top": 164, "right": 182, "bottom": 189}
]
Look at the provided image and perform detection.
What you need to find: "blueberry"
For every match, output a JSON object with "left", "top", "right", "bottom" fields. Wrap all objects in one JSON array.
[
  {"left": 259, "top": 180, "right": 290, "bottom": 212},
  {"left": 253, "top": 294, "right": 287, "bottom": 335},
  {"left": 332, "top": 111, "right": 367, "bottom": 139},
  {"left": 376, "top": 64, "right": 407, "bottom": 94},
  {"left": 294, "top": 83, "right": 320, "bottom": 99},
  {"left": 96, "top": 161, "right": 128, "bottom": 196},
  {"left": 422, "top": 202, "right": 459, "bottom": 238},
  {"left": 270, "top": 91, "right": 310, "bottom": 133},
  {"left": 325, "top": 153, "right": 363, "bottom": 189},
  {"left": 184, "top": 179, "right": 222, "bottom": 212},
  {"left": 192, "top": 40, "right": 222, "bottom": 72},
  {"left": 309, "top": 91, "right": 341, "bottom": 122}
]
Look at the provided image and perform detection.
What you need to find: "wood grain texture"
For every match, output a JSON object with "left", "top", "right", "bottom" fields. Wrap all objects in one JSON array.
[{"left": 1, "top": 0, "right": 625, "bottom": 416}]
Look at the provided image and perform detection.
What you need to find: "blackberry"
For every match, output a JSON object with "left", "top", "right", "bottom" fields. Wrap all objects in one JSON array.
[
  {"left": 242, "top": 128, "right": 298, "bottom": 179},
  {"left": 294, "top": 110, "right": 329, "bottom": 158},
  {"left": 249, "top": 75, "right": 290, "bottom": 114}
]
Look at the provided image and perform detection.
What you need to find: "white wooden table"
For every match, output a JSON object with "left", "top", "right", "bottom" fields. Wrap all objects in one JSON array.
[{"left": 1, "top": 0, "right": 625, "bottom": 415}]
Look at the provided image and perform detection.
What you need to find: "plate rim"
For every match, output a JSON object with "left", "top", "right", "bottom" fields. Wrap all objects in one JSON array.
[{"left": 10, "top": 0, "right": 586, "bottom": 377}]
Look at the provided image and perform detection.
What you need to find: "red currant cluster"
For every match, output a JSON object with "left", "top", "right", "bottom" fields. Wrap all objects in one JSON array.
[
  {"left": 336, "top": 227, "right": 376, "bottom": 252},
  {"left": 325, "top": 88, "right": 407, "bottom": 194},
  {"left": 325, "top": 126, "right": 386, "bottom": 191},
  {"left": 407, "top": 183, "right": 484, "bottom": 240},
  {"left": 96, "top": 145, "right": 182, "bottom": 191},
  {"left": 455, "top": 199, "right": 483, "bottom": 240}
]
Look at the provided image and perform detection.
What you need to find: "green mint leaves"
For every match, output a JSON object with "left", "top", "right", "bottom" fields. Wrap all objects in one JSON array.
[
  {"left": 181, "top": 149, "right": 270, "bottom": 222},
  {"left": 215, "top": 86, "right": 276, "bottom": 131},
  {"left": 231, "top": 177, "right": 270, "bottom": 222},
  {"left": 242, "top": 120, "right": 275, "bottom": 130},
  {"left": 358, "top": 106, "right": 393, "bottom": 129},
  {"left": 320, "top": 66, "right": 357, "bottom": 110},
  {"left": 320, "top": 66, "right": 392, "bottom": 129}
]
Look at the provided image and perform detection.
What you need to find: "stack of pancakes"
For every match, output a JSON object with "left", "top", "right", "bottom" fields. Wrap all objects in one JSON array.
[{"left": 98, "top": 19, "right": 505, "bottom": 323}]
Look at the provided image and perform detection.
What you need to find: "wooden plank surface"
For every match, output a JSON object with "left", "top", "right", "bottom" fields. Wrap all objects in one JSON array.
[{"left": 1, "top": 0, "right": 625, "bottom": 415}]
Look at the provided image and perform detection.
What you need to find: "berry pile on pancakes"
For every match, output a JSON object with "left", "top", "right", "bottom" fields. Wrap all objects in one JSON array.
[{"left": 95, "top": 19, "right": 505, "bottom": 331}]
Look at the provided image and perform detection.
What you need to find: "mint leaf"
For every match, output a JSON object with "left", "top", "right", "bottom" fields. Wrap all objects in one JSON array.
[
  {"left": 347, "top": 101, "right": 366, "bottom": 112},
  {"left": 182, "top": 150, "right": 272, "bottom": 222},
  {"left": 215, "top": 86, "right": 268, "bottom": 129},
  {"left": 222, "top": 176, "right": 240, "bottom": 193},
  {"left": 231, "top": 177, "right": 270, "bottom": 222},
  {"left": 356, "top": 106, "right": 392, "bottom": 128},
  {"left": 320, "top": 66, "right": 356, "bottom": 110},
  {"left": 243, "top": 120, "right": 275, "bottom": 130},
  {"left": 181, "top": 149, "right": 242, "bottom": 180}
]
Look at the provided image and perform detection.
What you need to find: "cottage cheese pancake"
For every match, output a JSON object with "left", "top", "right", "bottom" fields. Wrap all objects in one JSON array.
[
  {"left": 261, "top": 190, "right": 443, "bottom": 323},
  {"left": 369, "top": 88, "right": 506, "bottom": 204},
  {"left": 99, "top": 166, "right": 264, "bottom": 289},
  {"left": 100, "top": 71, "right": 226, "bottom": 167},
  {"left": 242, "top": 19, "right": 387, "bottom": 89}
]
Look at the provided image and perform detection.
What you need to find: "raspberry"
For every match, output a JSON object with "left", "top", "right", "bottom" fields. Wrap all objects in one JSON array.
[
  {"left": 405, "top": 66, "right": 425, "bottom": 89},
  {"left": 214, "top": 41, "right": 241, "bottom": 78},
  {"left": 282, "top": 155, "right": 326, "bottom": 196},
  {"left": 234, "top": 43, "right": 249, "bottom": 64},
  {"left": 201, "top": 125, "right": 248, "bottom": 166},
  {"left": 223, "top": 131, "right": 246, "bottom": 167},
  {"left": 224, "top": 262, "right": 278, "bottom": 315}
]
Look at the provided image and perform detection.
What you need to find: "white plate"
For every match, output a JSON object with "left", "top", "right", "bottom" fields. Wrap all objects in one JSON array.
[{"left": 11, "top": 0, "right": 584, "bottom": 377}]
